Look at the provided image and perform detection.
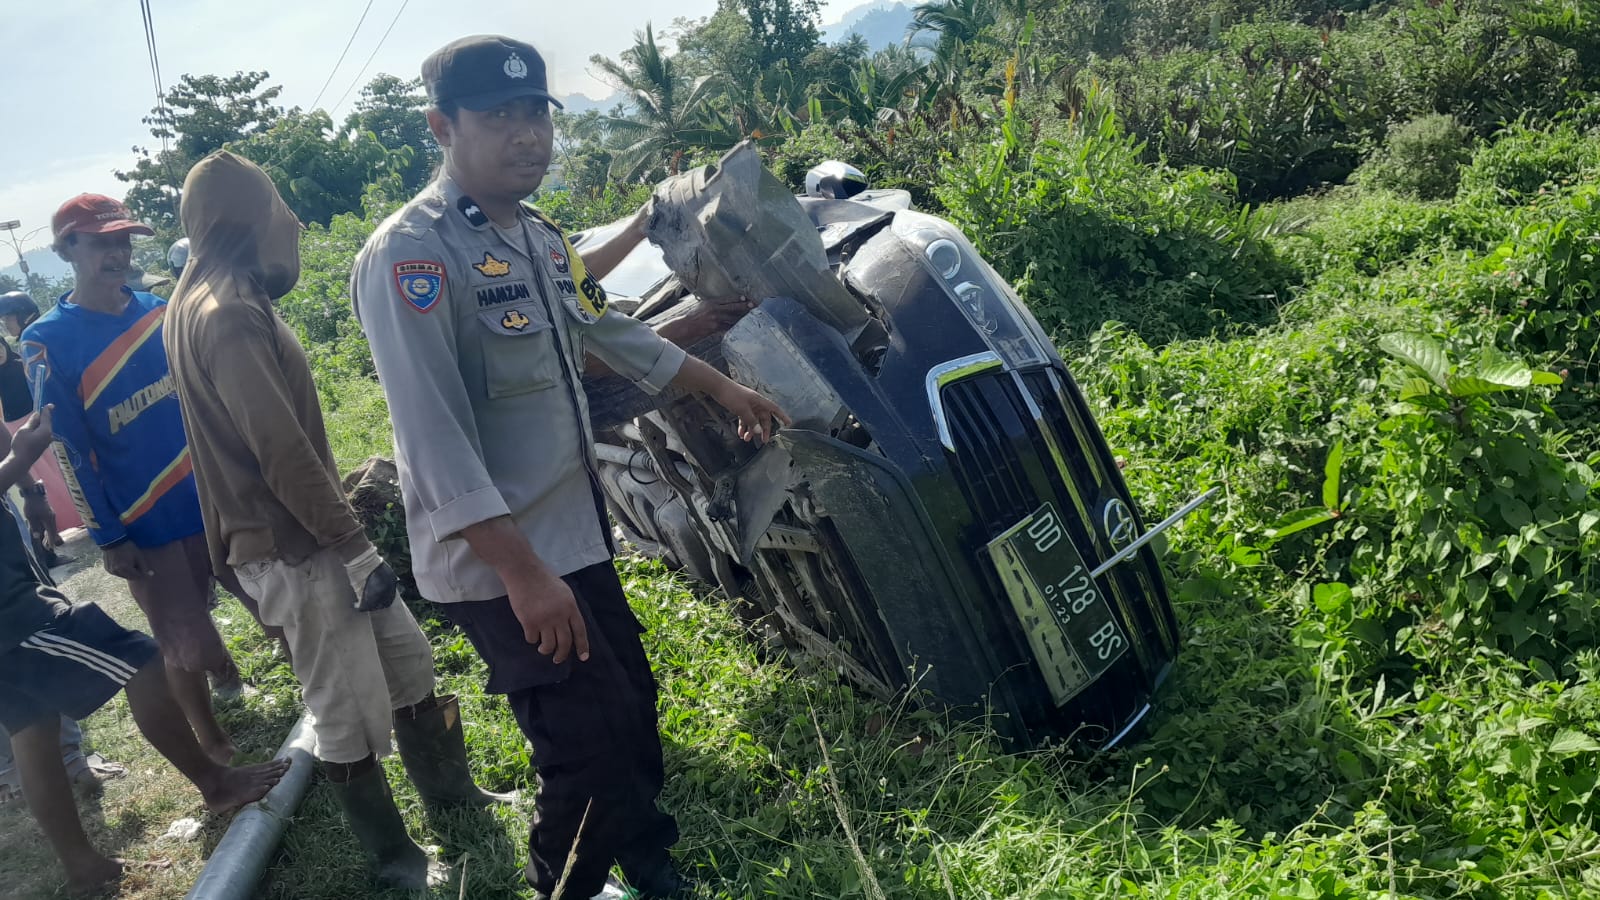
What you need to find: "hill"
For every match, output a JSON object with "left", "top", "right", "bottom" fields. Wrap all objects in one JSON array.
[{"left": 821, "top": 0, "right": 917, "bottom": 49}]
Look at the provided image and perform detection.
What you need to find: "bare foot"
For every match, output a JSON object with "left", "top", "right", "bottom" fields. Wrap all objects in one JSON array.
[
  {"left": 198, "top": 757, "right": 291, "bottom": 815},
  {"left": 66, "top": 856, "right": 172, "bottom": 895},
  {"left": 65, "top": 854, "right": 122, "bottom": 895},
  {"left": 202, "top": 739, "right": 238, "bottom": 766},
  {"left": 211, "top": 678, "right": 246, "bottom": 701}
]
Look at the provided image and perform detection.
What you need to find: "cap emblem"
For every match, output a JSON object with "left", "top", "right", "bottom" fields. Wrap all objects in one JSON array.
[{"left": 504, "top": 53, "right": 529, "bottom": 79}]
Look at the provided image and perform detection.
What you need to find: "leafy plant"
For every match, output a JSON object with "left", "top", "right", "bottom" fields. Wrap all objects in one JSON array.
[
  {"left": 1458, "top": 119, "right": 1600, "bottom": 203},
  {"left": 1354, "top": 113, "right": 1474, "bottom": 200},
  {"left": 939, "top": 89, "right": 1292, "bottom": 345}
]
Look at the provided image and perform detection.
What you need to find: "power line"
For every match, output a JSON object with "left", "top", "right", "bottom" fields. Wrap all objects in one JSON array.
[
  {"left": 329, "top": 0, "right": 412, "bottom": 117},
  {"left": 311, "top": 0, "right": 378, "bottom": 112},
  {"left": 138, "top": 0, "right": 170, "bottom": 156}
]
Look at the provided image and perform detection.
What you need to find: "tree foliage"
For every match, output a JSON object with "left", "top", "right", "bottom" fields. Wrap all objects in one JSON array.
[{"left": 117, "top": 71, "right": 283, "bottom": 238}]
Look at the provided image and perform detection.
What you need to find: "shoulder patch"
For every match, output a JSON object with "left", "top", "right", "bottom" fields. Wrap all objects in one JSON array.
[{"left": 394, "top": 260, "right": 446, "bottom": 312}]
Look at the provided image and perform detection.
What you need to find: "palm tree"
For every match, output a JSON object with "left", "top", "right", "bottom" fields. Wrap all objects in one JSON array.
[
  {"left": 820, "top": 60, "right": 923, "bottom": 128},
  {"left": 906, "top": 0, "right": 995, "bottom": 56},
  {"left": 592, "top": 24, "right": 738, "bottom": 181}
]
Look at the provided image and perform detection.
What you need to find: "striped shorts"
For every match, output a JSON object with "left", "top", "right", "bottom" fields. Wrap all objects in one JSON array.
[{"left": 0, "top": 602, "right": 159, "bottom": 732}]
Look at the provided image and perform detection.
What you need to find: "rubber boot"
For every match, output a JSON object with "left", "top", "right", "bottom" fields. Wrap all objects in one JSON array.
[
  {"left": 323, "top": 759, "right": 430, "bottom": 890},
  {"left": 619, "top": 849, "right": 692, "bottom": 899},
  {"left": 393, "top": 693, "right": 516, "bottom": 810}
]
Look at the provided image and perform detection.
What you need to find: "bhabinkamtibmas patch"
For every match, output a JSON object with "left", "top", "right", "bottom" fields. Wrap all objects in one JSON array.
[
  {"left": 394, "top": 260, "right": 446, "bottom": 312},
  {"left": 561, "top": 241, "right": 608, "bottom": 325}
]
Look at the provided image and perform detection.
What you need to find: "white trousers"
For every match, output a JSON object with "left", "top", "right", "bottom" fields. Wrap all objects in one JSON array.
[{"left": 235, "top": 549, "right": 435, "bottom": 764}]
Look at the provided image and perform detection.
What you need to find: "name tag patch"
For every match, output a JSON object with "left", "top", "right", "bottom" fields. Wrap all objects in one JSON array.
[{"left": 477, "top": 281, "right": 532, "bottom": 308}]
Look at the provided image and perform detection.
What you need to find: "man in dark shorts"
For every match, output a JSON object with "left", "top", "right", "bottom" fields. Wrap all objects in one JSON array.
[
  {"left": 0, "top": 388, "right": 124, "bottom": 806},
  {"left": 0, "top": 403, "right": 289, "bottom": 894}
]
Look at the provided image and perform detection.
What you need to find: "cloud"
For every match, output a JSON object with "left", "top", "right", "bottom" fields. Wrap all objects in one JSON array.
[
  {"left": 0, "top": 0, "right": 857, "bottom": 243},
  {"left": 0, "top": 152, "right": 133, "bottom": 258}
]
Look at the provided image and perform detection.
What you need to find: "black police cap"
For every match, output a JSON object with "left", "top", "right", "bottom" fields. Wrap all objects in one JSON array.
[{"left": 423, "top": 35, "right": 565, "bottom": 112}]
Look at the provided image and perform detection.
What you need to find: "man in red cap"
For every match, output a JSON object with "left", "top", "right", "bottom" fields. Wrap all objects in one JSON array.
[{"left": 20, "top": 194, "right": 271, "bottom": 766}]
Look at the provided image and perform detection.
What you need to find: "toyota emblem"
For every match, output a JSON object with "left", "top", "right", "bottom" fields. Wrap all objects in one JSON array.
[{"left": 1101, "top": 498, "right": 1136, "bottom": 549}]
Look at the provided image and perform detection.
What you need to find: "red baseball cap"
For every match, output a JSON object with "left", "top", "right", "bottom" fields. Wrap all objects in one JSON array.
[{"left": 51, "top": 194, "right": 154, "bottom": 244}]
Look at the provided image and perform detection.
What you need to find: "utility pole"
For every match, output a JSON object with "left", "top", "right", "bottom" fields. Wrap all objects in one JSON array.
[
  {"left": 0, "top": 217, "right": 48, "bottom": 283},
  {"left": 0, "top": 220, "right": 47, "bottom": 278},
  {"left": 0, "top": 220, "right": 28, "bottom": 277}
]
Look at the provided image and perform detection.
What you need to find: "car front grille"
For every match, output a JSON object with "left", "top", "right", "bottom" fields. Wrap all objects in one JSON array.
[
  {"left": 937, "top": 366, "right": 1180, "bottom": 706},
  {"left": 940, "top": 375, "right": 1035, "bottom": 531}
]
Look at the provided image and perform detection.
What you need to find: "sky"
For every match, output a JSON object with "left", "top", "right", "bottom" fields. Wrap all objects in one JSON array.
[{"left": 0, "top": 0, "right": 857, "bottom": 272}]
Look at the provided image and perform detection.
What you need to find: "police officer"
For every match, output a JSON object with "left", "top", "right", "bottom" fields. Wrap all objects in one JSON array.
[{"left": 351, "top": 35, "right": 789, "bottom": 900}]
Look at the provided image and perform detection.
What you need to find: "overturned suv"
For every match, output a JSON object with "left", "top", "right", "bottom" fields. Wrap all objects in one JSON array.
[{"left": 577, "top": 143, "right": 1204, "bottom": 749}]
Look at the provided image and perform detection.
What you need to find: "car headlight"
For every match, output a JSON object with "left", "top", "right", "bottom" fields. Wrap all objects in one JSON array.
[{"left": 893, "top": 212, "right": 1056, "bottom": 369}]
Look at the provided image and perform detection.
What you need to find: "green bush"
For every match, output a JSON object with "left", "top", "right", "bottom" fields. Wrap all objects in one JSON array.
[
  {"left": 773, "top": 117, "right": 969, "bottom": 212},
  {"left": 1330, "top": 0, "right": 1584, "bottom": 136},
  {"left": 277, "top": 195, "right": 391, "bottom": 380},
  {"left": 533, "top": 180, "right": 653, "bottom": 233},
  {"left": 1269, "top": 189, "right": 1501, "bottom": 278},
  {"left": 1354, "top": 114, "right": 1474, "bottom": 200},
  {"left": 1088, "top": 21, "right": 1361, "bottom": 201},
  {"left": 765, "top": 124, "right": 851, "bottom": 192},
  {"left": 1458, "top": 121, "right": 1600, "bottom": 203},
  {"left": 939, "top": 99, "right": 1291, "bottom": 345}
]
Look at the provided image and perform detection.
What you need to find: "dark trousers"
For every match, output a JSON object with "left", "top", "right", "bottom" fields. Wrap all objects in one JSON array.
[{"left": 443, "top": 561, "right": 679, "bottom": 897}]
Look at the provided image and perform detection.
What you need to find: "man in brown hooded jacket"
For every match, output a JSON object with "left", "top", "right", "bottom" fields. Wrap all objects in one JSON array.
[{"left": 164, "top": 150, "right": 506, "bottom": 890}]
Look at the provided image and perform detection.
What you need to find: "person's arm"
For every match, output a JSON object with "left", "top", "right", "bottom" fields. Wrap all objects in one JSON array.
[
  {"left": 669, "top": 355, "right": 791, "bottom": 444},
  {"left": 0, "top": 407, "right": 52, "bottom": 494},
  {"left": 20, "top": 340, "right": 128, "bottom": 547},
  {"left": 203, "top": 305, "right": 366, "bottom": 554},
  {"left": 578, "top": 288, "right": 790, "bottom": 443},
  {"left": 351, "top": 235, "right": 507, "bottom": 543},
  {"left": 353, "top": 233, "right": 588, "bottom": 661},
  {"left": 458, "top": 516, "right": 589, "bottom": 663},
  {"left": 574, "top": 203, "right": 649, "bottom": 283}
]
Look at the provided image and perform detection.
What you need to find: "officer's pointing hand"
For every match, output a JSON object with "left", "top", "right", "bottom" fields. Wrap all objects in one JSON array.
[
  {"left": 714, "top": 382, "right": 792, "bottom": 447},
  {"left": 507, "top": 570, "right": 591, "bottom": 664}
]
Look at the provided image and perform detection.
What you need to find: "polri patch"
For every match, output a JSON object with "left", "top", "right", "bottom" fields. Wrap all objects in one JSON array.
[
  {"left": 394, "top": 260, "right": 446, "bottom": 312},
  {"left": 549, "top": 247, "right": 569, "bottom": 273}
]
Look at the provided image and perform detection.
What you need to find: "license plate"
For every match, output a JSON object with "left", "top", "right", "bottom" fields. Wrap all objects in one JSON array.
[{"left": 986, "top": 502, "right": 1129, "bottom": 706}]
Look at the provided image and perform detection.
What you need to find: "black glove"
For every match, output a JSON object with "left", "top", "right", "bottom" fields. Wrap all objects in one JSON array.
[
  {"left": 355, "top": 560, "right": 399, "bottom": 612},
  {"left": 343, "top": 546, "right": 399, "bottom": 612}
]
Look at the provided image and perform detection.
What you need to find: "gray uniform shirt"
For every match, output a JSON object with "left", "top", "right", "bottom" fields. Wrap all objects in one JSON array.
[{"left": 352, "top": 174, "right": 686, "bottom": 604}]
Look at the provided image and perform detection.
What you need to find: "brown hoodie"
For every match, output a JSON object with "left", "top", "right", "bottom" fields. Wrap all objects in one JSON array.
[{"left": 164, "top": 150, "right": 368, "bottom": 570}]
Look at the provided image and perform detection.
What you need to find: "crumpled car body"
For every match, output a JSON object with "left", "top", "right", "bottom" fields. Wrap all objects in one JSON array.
[{"left": 577, "top": 143, "right": 1184, "bottom": 749}]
